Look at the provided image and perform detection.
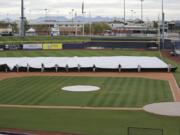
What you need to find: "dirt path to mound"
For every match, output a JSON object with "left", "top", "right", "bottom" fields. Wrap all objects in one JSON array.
[{"left": 0, "top": 72, "right": 180, "bottom": 101}]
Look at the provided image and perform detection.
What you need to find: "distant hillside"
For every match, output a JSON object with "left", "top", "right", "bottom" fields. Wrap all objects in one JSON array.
[{"left": 33, "top": 16, "right": 115, "bottom": 23}]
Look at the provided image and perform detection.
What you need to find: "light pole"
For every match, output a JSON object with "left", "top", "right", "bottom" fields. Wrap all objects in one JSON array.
[
  {"left": 131, "top": 10, "right": 133, "bottom": 20},
  {"left": 130, "top": 10, "right": 134, "bottom": 20},
  {"left": 162, "top": 0, "right": 165, "bottom": 49},
  {"left": 140, "top": 0, "right": 144, "bottom": 21},
  {"left": 44, "top": 8, "right": 48, "bottom": 21},
  {"left": 124, "top": 0, "right": 126, "bottom": 23},
  {"left": 71, "top": 9, "right": 74, "bottom": 22},
  {"left": 71, "top": 9, "right": 74, "bottom": 35},
  {"left": 89, "top": 11, "right": 92, "bottom": 37},
  {"left": 130, "top": 10, "right": 136, "bottom": 20},
  {"left": 75, "top": 11, "right": 78, "bottom": 36},
  {"left": 82, "top": 1, "right": 85, "bottom": 36},
  {"left": 20, "top": 0, "right": 25, "bottom": 37}
]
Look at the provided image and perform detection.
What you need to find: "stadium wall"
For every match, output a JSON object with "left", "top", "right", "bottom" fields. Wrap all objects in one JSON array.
[{"left": 0, "top": 40, "right": 174, "bottom": 50}]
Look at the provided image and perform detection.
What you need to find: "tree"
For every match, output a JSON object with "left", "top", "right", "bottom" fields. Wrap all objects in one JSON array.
[
  {"left": 24, "top": 18, "right": 30, "bottom": 31},
  {"left": 11, "top": 22, "right": 19, "bottom": 33},
  {"left": 153, "top": 21, "right": 158, "bottom": 29},
  {"left": 84, "top": 22, "right": 111, "bottom": 35}
]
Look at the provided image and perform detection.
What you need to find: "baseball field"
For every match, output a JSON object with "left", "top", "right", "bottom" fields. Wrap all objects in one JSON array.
[{"left": 0, "top": 50, "right": 180, "bottom": 135}]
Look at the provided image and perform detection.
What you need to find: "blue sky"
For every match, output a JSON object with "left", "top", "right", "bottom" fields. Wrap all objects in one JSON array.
[{"left": 0, "top": 0, "right": 179, "bottom": 20}]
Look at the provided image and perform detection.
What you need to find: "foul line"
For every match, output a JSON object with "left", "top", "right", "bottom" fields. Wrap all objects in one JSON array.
[{"left": 0, "top": 104, "right": 142, "bottom": 111}]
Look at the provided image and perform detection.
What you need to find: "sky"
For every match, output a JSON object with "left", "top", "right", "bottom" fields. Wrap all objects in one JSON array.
[{"left": 0, "top": 0, "right": 179, "bottom": 21}]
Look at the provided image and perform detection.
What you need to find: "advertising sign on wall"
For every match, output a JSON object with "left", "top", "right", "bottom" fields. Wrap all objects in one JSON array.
[
  {"left": 23, "top": 44, "right": 42, "bottom": 50},
  {"left": 4, "top": 44, "right": 23, "bottom": 50},
  {"left": 43, "top": 43, "right": 63, "bottom": 50},
  {"left": 0, "top": 45, "right": 5, "bottom": 51}
]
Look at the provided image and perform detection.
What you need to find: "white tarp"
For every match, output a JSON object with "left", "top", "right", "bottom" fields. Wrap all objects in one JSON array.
[{"left": 0, "top": 56, "right": 168, "bottom": 70}]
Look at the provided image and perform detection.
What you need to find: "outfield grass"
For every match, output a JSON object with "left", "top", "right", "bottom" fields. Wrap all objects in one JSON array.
[
  {"left": 0, "top": 36, "right": 90, "bottom": 44},
  {"left": 0, "top": 50, "right": 160, "bottom": 57},
  {"left": 0, "top": 108, "right": 180, "bottom": 135},
  {"left": 0, "top": 76, "right": 173, "bottom": 107},
  {"left": 0, "top": 36, "right": 157, "bottom": 44}
]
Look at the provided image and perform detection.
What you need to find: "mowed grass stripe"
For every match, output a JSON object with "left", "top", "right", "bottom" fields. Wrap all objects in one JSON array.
[
  {"left": 1, "top": 77, "right": 40, "bottom": 104},
  {"left": 114, "top": 78, "right": 131, "bottom": 106},
  {"left": 88, "top": 78, "right": 113, "bottom": 106},
  {"left": 159, "top": 81, "right": 172, "bottom": 102},
  {"left": 147, "top": 80, "right": 156, "bottom": 103},
  {"left": 30, "top": 77, "right": 73, "bottom": 105},
  {"left": 16, "top": 77, "right": 70, "bottom": 105},
  {"left": 86, "top": 78, "right": 109, "bottom": 106},
  {"left": 0, "top": 78, "right": 34, "bottom": 103},
  {"left": 135, "top": 79, "right": 146, "bottom": 106},
  {"left": 111, "top": 78, "right": 128, "bottom": 107},
  {"left": 2, "top": 77, "right": 52, "bottom": 104},
  {"left": 25, "top": 77, "right": 60, "bottom": 105},
  {"left": 103, "top": 78, "right": 122, "bottom": 107},
  {"left": 41, "top": 77, "right": 99, "bottom": 106},
  {"left": 104, "top": 78, "right": 125, "bottom": 107},
  {"left": 13, "top": 77, "right": 54, "bottom": 104},
  {"left": 124, "top": 78, "right": 139, "bottom": 107},
  {"left": 94, "top": 78, "right": 116, "bottom": 107},
  {"left": 0, "top": 108, "right": 180, "bottom": 135},
  {"left": 0, "top": 76, "right": 173, "bottom": 107}
]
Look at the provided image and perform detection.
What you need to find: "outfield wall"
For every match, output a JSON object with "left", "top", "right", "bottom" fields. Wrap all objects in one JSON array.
[
  {"left": 0, "top": 40, "right": 173, "bottom": 51},
  {"left": 62, "top": 41, "right": 158, "bottom": 49},
  {"left": 87, "top": 42, "right": 157, "bottom": 49}
]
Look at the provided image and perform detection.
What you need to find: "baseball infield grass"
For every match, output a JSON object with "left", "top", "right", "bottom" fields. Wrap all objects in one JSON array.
[
  {"left": 0, "top": 76, "right": 173, "bottom": 107},
  {"left": 0, "top": 108, "right": 180, "bottom": 135}
]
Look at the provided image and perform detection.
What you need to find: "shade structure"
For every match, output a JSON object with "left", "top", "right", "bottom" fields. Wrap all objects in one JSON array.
[{"left": 0, "top": 56, "right": 170, "bottom": 71}]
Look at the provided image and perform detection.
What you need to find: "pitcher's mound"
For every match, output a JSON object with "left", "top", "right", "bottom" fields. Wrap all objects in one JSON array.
[
  {"left": 62, "top": 85, "right": 100, "bottom": 92},
  {"left": 143, "top": 102, "right": 180, "bottom": 117}
]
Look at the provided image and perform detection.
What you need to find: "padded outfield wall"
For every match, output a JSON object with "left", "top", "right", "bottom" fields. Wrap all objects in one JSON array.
[
  {"left": 63, "top": 41, "right": 158, "bottom": 49},
  {"left": 0, "top": 37, "right": 159, "bottom": 50},
  {"left": 0, "top": 40, "right": 175, "bottom": 50}
]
